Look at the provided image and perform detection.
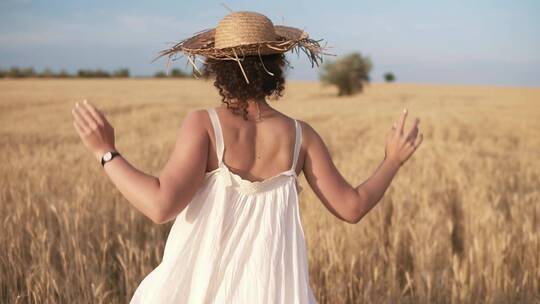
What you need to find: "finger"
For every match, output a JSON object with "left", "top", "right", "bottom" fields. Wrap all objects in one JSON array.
[
  {"left": 92, "top": 106, "right": 108, "bottom": 125},
  {"left": 389, "top": 121, "right": 396, "bottom": 133},
  {"left": 74, "top": 117, "right": 90, "bottom": 134},
  {"left": 75, "top": 102, "right": 97, "bottom": 128},
  {"left": 82, "top": 99, "right": 104, "bottom": 125},
  {"left": 413, "top": 132, "right": 424, "bottom": 149},
  {"left": 405, "top": 118, "right": 420, "bottom": 142},
  {"left": 407, "top": 127, "right": 418, "bottom": 143},
  {"left": 396, "top": 108, "right": 408, "bottom": 135},
  {"left": 72, "top": 106, "right": 90, "bottom": 129},
  {"left": 95, "top": 107, "right": 107, "bottom": 122},
  {"left": 73, "top": 120, "right": 87, "bottom": 136}
]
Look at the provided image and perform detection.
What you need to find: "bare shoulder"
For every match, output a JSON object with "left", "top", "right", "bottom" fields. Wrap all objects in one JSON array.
[
  {"left": 295, "top": 118, "right": 333, "bottom": 170},
  {"left": 185, "top": 108, "right": 210, "bottom": 123},
  {"left": 296, "top": 119, "right": 323, "bottom": 148},
  {"left": 180, "top": 108, "right": 211, "bottom": 133}
]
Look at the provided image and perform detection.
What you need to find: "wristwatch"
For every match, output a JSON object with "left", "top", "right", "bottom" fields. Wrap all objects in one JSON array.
[{"left": 101, "top": 150, "right": 121, "bottom": 167}]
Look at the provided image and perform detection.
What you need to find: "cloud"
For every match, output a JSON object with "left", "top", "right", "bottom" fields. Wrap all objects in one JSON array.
[{"left": 0, "top": 13, "right": 199, "bottom": 50}]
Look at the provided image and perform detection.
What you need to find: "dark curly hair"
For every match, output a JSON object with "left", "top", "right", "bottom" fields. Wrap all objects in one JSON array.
[{"left": 201, "top": 53, "right": 289, "bottom": 120}]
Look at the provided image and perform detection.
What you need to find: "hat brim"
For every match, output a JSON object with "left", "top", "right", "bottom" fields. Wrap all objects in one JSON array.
[
  {"left": 152, "top": 23, "right": 331, "bottom": 85},
  {"left": 182, "top": 25, "right": 307, "bottom": 51},
  {"left": 154, "top": 25, "right": 325, "bottom": 62}
]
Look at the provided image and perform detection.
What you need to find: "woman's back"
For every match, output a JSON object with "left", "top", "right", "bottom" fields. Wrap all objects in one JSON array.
[
  {"left": 130, "top": 105, "right": 315, "bottom": 303},
  {"left": 205, "top": 103, "right": 304, "bottom": 183}
]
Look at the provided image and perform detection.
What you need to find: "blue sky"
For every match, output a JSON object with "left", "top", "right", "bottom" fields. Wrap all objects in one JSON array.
[{"left": 1, "top": 0, "right": 539, "bottom": 86}]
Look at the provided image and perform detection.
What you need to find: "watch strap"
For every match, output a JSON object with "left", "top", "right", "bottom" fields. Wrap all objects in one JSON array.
[{"left": 101, "top": 151, "right": 121, "bottom": 167}]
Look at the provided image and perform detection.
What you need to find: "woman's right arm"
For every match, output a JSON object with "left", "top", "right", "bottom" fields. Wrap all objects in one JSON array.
[{"left": 301, "top": 108, "right": 423, "bottom": 224}]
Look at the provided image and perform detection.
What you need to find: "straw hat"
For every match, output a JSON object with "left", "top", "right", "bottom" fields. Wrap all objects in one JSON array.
[{"left": 153, "top": 11, "right": 331, "bottom": 83}]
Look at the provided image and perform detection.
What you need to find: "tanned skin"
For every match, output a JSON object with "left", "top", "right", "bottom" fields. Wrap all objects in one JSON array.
[{"left": 72, "top": 98, "right": 422, "bottom": 224}]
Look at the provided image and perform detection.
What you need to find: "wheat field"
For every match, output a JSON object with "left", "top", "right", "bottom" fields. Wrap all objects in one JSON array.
[{"left": 0, "top": 79, "right": 539, "bottom": 303}]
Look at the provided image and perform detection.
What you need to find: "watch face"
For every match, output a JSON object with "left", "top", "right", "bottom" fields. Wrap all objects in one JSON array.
[{"left": 103, "top": 152, "right": 112, "bottom": 161}]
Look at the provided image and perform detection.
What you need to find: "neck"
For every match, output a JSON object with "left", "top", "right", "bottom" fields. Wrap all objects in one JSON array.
[{"left": 245, "top": 97, "right": 271, "bottom": 120}]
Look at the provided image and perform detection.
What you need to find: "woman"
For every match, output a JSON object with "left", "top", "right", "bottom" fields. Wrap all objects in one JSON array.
[{"left": 72, "top": 11, "right": 422, "bottom": 304}]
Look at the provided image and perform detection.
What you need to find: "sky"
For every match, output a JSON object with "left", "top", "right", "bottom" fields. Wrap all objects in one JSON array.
[{"left": 1, "top": 0, "right": 539, "bottom": 87}]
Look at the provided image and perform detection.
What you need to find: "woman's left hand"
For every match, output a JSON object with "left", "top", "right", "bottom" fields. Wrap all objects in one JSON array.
[{"left": 72, "top": 99, "right": 116, "bottom": 162}]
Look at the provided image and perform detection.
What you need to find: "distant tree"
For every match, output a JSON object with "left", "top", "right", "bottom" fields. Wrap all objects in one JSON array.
[
  {"left": 78, "top": 69, "right": 111, "bottom": 78},
  {"left": 154, "top": 71, "right": 167, "bottom": 78},
  {"left": 154, "top": 68, "right": 190, "bottom": 78},
  {"left": 57, "top": 70, "right": 71, "bottom": 78},
  {"left": 384, "top": 72, "right": 396, "bottom": 82},
  {"left": 77, "top": 70, "right": 88, "bottom": 77},
  {"left": 112, "top": 68, "right": 130, "bottom": 78},
  {"left": 319, "top": 52, "right": 372, "bottom": 96},
  {"left": 6, "top": 67, "right": 36, "bottom": 78},
  {"left": 38, "top": 68, "right": 54, "bottom": 78},
  {"left": 170, "top": 68, "right": 188, "bottom": 78},
  {"left": 1, "top": 67, "right": 134, "bottom": 78},
  {"left": 97, "top": 69, "right": 111, "bottom": 77}
]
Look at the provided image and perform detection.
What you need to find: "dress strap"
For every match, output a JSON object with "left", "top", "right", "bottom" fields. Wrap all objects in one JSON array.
[
  {"left": 290, "top": 119, "right": 302, "bottom": 172},
  {"left": 206, "top": 107, "right": 225, "bottom": 165}
]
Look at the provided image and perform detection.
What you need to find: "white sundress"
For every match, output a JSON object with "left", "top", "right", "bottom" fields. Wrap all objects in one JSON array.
[{"left": 130, "top": 107, "right": 316, "bottom": 303}]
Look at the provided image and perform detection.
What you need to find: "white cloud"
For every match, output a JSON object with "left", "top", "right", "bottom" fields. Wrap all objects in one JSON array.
[{"left": 0, "top": 13, "right": 201, "bottom": 49}]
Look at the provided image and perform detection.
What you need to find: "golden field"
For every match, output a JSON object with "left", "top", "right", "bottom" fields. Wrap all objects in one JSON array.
[{"left": 0, "top": 79, "right": 539, "bottom": 303}]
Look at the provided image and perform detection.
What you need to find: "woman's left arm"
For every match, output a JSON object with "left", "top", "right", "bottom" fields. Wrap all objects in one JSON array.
[{"left": 72, "top": 100, "right": 209, "bottom": 224}]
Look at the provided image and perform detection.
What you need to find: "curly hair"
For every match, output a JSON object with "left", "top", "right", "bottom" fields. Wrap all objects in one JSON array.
[{"left": 201, "top": 53, "right": 289, "bottom": 120}]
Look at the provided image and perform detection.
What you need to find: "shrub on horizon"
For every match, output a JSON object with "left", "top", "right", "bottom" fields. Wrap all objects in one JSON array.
[{"left": 319, "top": 52, "right": 372, "bottom": 96}]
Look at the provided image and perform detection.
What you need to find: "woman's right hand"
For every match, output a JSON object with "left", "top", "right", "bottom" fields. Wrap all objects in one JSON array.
[{"left": 384, "top": 108, "right": 423, "bottom": 167}]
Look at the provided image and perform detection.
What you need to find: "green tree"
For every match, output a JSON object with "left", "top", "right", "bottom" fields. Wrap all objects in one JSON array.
[
  {"left": 38, "top": 68, "right": 54, "bottom": 78},
  {"left": 154, "top": 71, "right": 167, "bottom": 78},
  {"left": 7, "top": 67, "right": 36, "bottom": 78},
  {"left": 57, "top": 70, "right": 71, "bottom": 78},
  {"left": 77, "top": 69, "right": 111, "bottom": 78},
  {"left": 170, "top": 68, "right": 188, "bottom": 78},
  {"left": 319, "top": 52, "right": 372, "bottom": 96},
  {"left": 112, "top": 68, "right": 130, "bottom": 78},
  {"left": 384, "top": 72, "right": 396, "bottom": 82}
]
